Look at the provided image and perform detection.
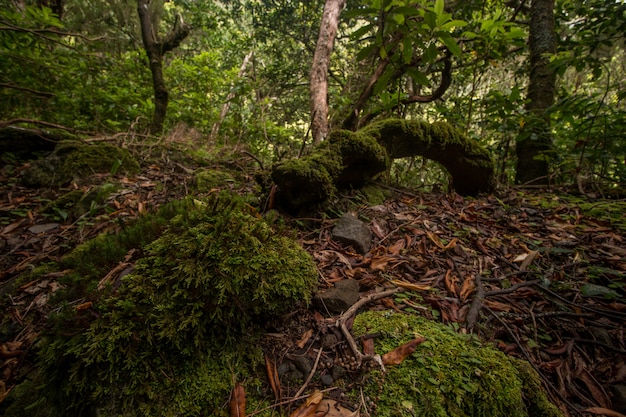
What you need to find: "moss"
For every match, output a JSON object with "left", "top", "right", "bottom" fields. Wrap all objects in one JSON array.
[
  {"left": 352, "top": 311, "right": 563, "bottom": 417},
  {"left": 43, "top": 183, "right": 118, "bottom": 220},
  {"left": 25, "top": 192, "right": 317, "bottom": 416},
  {"left": 360, "top": 119, "right": 494, "bottom": 195},
  {"left": 20, "top": 140, "right": 140, "bottom": 188},
  {"left": 194, "top": 168, "right": 235, "bottom": 192},
  {"left": 359, "top": 184, "right": 391, "bottom": 206}
]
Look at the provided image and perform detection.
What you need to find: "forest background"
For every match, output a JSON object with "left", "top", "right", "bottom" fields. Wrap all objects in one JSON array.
[{"left": 1, "top": 0, "right": 624, "bottom": 194}]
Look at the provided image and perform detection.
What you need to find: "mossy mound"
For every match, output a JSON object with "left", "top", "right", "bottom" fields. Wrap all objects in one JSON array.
[
  {"left": 42, "top": 183, "right": 118, "bottom": 220},
  {"left": 20, "top": 140, "right": 139, "bottom": 188},
  {"left": 193, "top": 168, "right": 235, "bottom": 191},
  {"left": 5, "top": 192, "right": 318, "bottom": 417},
  {"left": 352, "top": 311, "right": 562, "bottom": 417}
]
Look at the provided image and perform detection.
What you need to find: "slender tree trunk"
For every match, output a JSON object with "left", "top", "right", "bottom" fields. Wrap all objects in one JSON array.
[
  {"left": 516, "top": 0, "right": 557, "bottom": 185},
  {"left": 137, "top": 0, "right": 189, "bottom": 135},
  {"left": 210, "top": 51, "right": 254, "bottom": 142},
  {"left": 310, "top": 0, "right": 346, "bottom": 144}
]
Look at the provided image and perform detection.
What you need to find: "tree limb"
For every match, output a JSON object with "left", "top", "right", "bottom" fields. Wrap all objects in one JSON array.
[{"left": 0, "top": 82, "right": 54, "bottom": 98}]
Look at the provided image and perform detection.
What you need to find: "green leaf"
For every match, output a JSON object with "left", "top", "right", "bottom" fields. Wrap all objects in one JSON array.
[
  {"left": 424, "top": 11, "right": 437, "bottom": 29},
  {"left": 439, "top": 33, "right": 462, "bottom": 57},
  {"left": 402, "top": 37, "right": 413, "bottom": 64},
  {"left": 434, "top": 0, "right": 444, "bottom": 16},
  {"left": 407, "top": 68, "right": 431, "bottom": 86},
  {"left": 440, "top": 19, "right": 468, "bottom": 31},
  {"left": 350, "top": 24, "right": 374, "bottom": 40},
  {"left": 436, "top": 11, "right": 451, "bottom": 28},
  {"left": 373, "top": 68, "right": 394, "bottom": 96}
]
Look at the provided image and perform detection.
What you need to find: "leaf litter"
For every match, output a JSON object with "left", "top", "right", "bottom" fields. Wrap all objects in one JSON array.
[{"left": 1, "top": 152, "right": 625, "bottom": 416}]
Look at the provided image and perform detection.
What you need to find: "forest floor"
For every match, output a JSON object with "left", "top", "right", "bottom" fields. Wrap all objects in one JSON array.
[{"left": 1, "top": 139, "right": 625, "bottom": 416}]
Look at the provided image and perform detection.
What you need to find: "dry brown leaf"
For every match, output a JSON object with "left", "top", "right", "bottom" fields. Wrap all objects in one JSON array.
[
  {"left": 315, "top": 399, "right": 359, "bottom": 417},
  {"left": 390, "top": 280, "right": 431, "bottom": 292},
  {"left": 382, "top": 337, "right": 426, "bottom": 366},
  {"left": 578, "top": 369, "right": 610, "bottom": 408},
  {"left": 370, "top": 255, "right": 395, "bottom": 272},
  {"left": 443, "top": 238, "right": 459, "bottom": 251},
  {"left": 265, "top": 355, "right": 280, "bottom": 402},
  {"left": 290, "top": 390, "right": 323, "bottom": 417},
  {"left": 229, "top": 382, "right": 246, "bottom": 417},
  {"left": 483, "top": 299, "right": 512, "bottom": 312},
  {"left": 584, "top": 408, "right": 626, "bottom": 417},
  {"left": 362, "top": 337, "right": 375, "bottom": 356},
  {"left": 459, "top": 275, "right": 476, "bottom": 303},
  {"left": 444, "top": 270, "right": 460, "bottom": 298},
  {"left": 427, "top": 231, "right": 445, "bottom": 249},
  {"left": 519, "top": 250, "right": 539, "bottom": 271},
  {"left": 388, "top": 239, "right": 405, "bottom": 255},
  {"left": 296, "top": 329, "right": 314, "bottom": 349}
]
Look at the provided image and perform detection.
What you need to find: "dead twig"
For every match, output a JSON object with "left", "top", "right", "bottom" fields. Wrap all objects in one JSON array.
[{"left": 335, "top": 288, "right": 400, "bottom": 366}]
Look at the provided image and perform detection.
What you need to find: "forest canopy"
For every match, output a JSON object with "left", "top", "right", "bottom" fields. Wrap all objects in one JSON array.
[{"left": 1, "top": 0, "right": 625, "bottom": 194}]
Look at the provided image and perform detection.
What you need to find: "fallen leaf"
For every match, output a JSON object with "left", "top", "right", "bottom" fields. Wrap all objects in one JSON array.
[
  {"left": 297, "top": 329, "right": 314, "bottom": 349},
  {"left": 229, "top": 383, "right": 246, "bottom": 417},
  {"left": 265, "top": 355, "right": 280, "bottom": 401},
  {"left": 390, "top": 280, "right": 431, "bottom": 292},
  {"left": 584, "top": 408, "right": 626, "bottom": 417},
  {"left": 459, "top": 275, "right": 476, "bottom": 302},
  {"left": 290, "top": 390, "right": 323, "bottom": 417},
  {"left": 362, "top": 337, "right": 375, "bottom": 355},
  {"left": 27, "top": 223, "right": 59, "bottom": 234},
  {"left": 444, "top": 270, "right": 460, "bottom": 298},
  {"left": 316, "top": 399, "right": 359, "bottom": 417},
  {"left": 382, "top": 337, "right": 426, "bottom": 366}
]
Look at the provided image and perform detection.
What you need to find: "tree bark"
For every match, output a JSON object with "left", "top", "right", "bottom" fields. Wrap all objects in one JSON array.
[
  {"left": 310, "top": 0, "right": 346, "bottom": 144},
  {"left": 137, "top": 0, "right": 189, "bottom": 135},
  {"left": 516, "top": 0, "right": 556, "bottom": 185}
]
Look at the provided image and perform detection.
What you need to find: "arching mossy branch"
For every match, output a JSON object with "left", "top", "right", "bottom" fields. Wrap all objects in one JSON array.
[
  {"left": 361, "top": 119, "right": 495, "bottom": 196},
  {"left": 271, "top": 118, "right": 494, "bottom": 209}
]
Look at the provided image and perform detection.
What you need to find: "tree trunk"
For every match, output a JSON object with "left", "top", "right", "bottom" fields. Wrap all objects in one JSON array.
[
  {"left": 137, "top": 0, "right": 189, "bottom": 135},
  {"left": 516, "top": 0, "right": 557, "bottom": 185},
  {"left": 210, "top": 51, "right": 254, "bottom": 142},
  {"left": 310, "top": 0, "right": 346, "bottom": 144}
]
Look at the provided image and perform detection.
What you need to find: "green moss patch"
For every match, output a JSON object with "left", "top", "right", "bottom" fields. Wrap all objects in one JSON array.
[
  {"left": 352, "top": 311, "right": 562, "bottom": 417},
  {"left": 20, "top": 140, "right": 139, "bottom": 188},
  {"left": 5, "top": 192, "right": 318, "bottom": 416}
]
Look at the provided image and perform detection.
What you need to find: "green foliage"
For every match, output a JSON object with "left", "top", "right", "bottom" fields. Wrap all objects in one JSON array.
[{"left": 24, "top": 192, "right": 317, "bottom": 416}]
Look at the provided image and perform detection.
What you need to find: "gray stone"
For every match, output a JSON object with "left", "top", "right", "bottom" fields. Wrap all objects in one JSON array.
[
  {"left": 292, "top": 355, "right": 312, "bottom": 376},
  {"left": 320, "top": 374, "right": 334, "bottom": 386},
  {"left": 313, "top": 279, "right": 360, "bottom": 314},
  {"left": 332, "top": 213, "right": 372, "bottom": 254}
]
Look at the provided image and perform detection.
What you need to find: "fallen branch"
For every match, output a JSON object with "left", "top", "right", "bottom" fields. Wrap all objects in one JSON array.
[{"left": 335, "top": 287, "right": 400, "bottom": 367}]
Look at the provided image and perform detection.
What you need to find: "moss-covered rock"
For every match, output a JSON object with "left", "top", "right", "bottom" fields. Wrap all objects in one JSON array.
[
  {"left": 7, "top": 192, "right": 318, "bottom": 417},
  {"left": 352, "top": 311, "right": 563, "bottom": 417},
  {"left": 20, "top": 140, "right": 139, "bottom": 188}
]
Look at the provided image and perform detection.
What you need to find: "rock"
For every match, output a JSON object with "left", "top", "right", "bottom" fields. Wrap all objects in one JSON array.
[
  {"left": 610, "top": 384, "right": 626, "bottom": 414},
  {"left": 313, "top": 279, "right": 360, "bottom": 314},
  {"left": 320, "top": 374, "right": 334, "bottom": 386},
  {"left": 292, "top": 356, "right": 312, "bottom": 376},
  {"left": 332, "top": 213, "right": 372, "bottom": 254}
]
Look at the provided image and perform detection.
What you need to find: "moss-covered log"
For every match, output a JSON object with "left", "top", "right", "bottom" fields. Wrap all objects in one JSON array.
[{"left": 271, "top": 118, "right": 494, "bottom": 209}]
